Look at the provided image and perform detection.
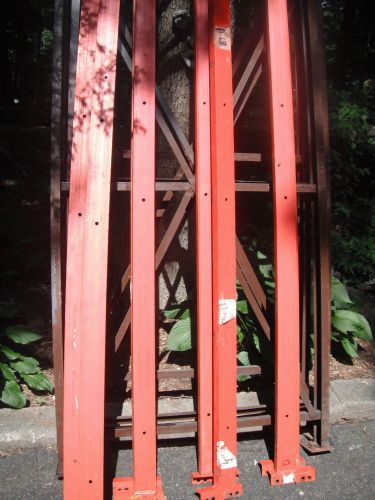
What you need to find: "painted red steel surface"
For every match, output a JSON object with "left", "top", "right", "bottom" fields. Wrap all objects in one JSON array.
[
  {"left": 63, "top": 0, "right": 120, "bottom": 498},
  {"left": 197, "top": 0, "right": 242, "bottom": 497},
  {"left": 192, "top": 0, "right": 213, "bottom": 485},
  {"left": 113, "top": 1, "right": 164, "bottom": 498},
  {"left": 259, "top": 0, "right": 315, "bottom": 485}
]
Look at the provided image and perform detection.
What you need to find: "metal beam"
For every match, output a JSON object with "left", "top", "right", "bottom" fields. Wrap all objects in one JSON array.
[
  {"left": 63, "top": 0, "right": 120, "bottom": 498},
  {"left": 259, "top": 0, "right": 315, "bottom": 486},
  {"left": 197, "top": 1, "right": 243, "bottom": 497},
  {"left": 113, "top": 1, "right": 165, "bottom": 498}
]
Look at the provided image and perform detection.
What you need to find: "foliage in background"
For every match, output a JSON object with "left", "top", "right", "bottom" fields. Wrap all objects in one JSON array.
[
  {"left": 164, "top": 248, "right": 373, "bottom": 367},
  {"left": 323, "top": 1, "right": 375, "bottom": 285},
  {"left": 0, "top": 326, "right": 53, "bottom": 409},
  {"left": 331, "top": 276, "right": 373, "bottom": 357},
  {"left": 0, "top": 1, "right": 53, "bottom": 329}
]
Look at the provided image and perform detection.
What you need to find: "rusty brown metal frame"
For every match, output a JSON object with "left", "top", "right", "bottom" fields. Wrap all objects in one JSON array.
[{"left": 50, "top": 0, "right": 332, "bottom": 478}]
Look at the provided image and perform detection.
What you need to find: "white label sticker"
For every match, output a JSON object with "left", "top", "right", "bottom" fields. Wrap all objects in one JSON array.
[
  {"left": 219, "top": 299, "right": 236, "bottom": 325},
  {"left": 214, "top": 27, "right": 231, "bottom": 50},
  {"left": 217, "top": 441, "right": 237, "bottom": 470},
  {"left": 283, "top": 473, "right": 295, "bottom": 484}
]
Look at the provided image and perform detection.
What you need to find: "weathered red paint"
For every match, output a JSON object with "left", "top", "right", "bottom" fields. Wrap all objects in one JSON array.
[
  {"left": 113, "top": 1, "right": 165, "bottom": 498},
  {"left": 192, "top": 0, "right": 214, "bottom": 486},
  {"left": 259, "top": 0, "right": 315, "bottom": 485},
  {"left": 197, "top": 1, "right": 243, "bottom": 498},
  {"left": 63, "top": 0, "right": 120, "bottom": 498}
]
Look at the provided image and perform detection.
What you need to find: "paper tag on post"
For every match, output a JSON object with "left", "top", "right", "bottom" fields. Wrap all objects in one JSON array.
[
  {"left": 219, "top": 299, "right": 236, "bottom": 325},
  {"left": 214, "top": 27, "right": 231, "bottom": 50},
  {"left": 217, "top": 441, "right": 237, "bottom": 470},
  {"left": 283, "top": 473, "right": 295, "bottom": 484}
]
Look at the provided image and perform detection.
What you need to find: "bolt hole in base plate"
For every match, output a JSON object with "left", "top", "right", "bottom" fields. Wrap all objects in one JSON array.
[
  {"left": 113, "top": 476, "right": 165, "bottom": 499},
  {"left": 259, "top": 459, "right": 316, "bottom": 486}
]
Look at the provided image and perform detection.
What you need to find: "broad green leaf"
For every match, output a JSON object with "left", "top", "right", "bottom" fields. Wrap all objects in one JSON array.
[
  {"left": 0, "top": 345, "right": 21, "bottom": 360},
  {"left": 21, "top": 373, "right": 54, "bottom": 392},
  {"left": 0, "top": 363, "right": 17, "bottom": 381},
  {"left": 237, "top": 351, "right": 250, "bottom": 366},
  {"left": 237, "top": 351, "right": 251, "bottom": 382},
  {"left": 340, "top": 335, "right": 358, "bottom": 358},
  {"left": 236, "top": 325, "right": 245, "bottom": 345},
  {"left": 332, "top": 310, "right": 372, "bottom": 340},
  {"left": 236, "top": 300, "right": 248, "bottom": 314},
  {"left": 10, "top": 359, "right": 41, "bottom": 375},
  {"left": 252, "top": 331, "right": 261, "bottom": 353},
  {"left": 163, "top": 308, "right": 182, "bottom": 319},
  {"left": 3, "top": 326, "right": 43, "bottom": 344},
  {"left": 167, "top": 318, "right": 192, "bottom": 352},
  {"left": 0, "top": 381, "right": 26, "bottom": 408},
  {"left": 331, "top": 277, "right": 353, "bottom": 309},
  {"left": 180, "top": 309, "right": 191, "bottom": 320}
]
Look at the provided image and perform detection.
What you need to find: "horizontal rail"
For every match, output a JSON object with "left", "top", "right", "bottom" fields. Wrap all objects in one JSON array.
[
  {"left": 113, "top": 406, "right": 321, "bottom": 438},
  {"left": 124, "top": 365, "right": 262, "bottom": 382},
  {"left": 62, "top": 181, "right": 317, "bottom": 193}
]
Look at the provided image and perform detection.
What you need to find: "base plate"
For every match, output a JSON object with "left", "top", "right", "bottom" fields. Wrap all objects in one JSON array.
[
  {"left": 113, "top": 476, "right": 165, "bottom": 499},
  {"left": 196, "top": 469, "right": 242, "bottom": 499},
  {"left": 301, "top": 435, "right": 333, "bottom": 455},
  {"left": 192, "top": 471, "right": 213, "bottom": 485},
  {"left": 259, "top": 458, "right": 316, "bottom": 486}
]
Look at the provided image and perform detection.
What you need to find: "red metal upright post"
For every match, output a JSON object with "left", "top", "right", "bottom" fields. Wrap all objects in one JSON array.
[
  {"left": 63, "top": 0, "right": 120, "bottom": 498},
  {"left": 259, "top": 0, "right": 316, "bottom": 485},
  {"left": 113, "top": 1, "right": 164, "bottom": 498},
  {"left": 197, "top": 1, "right": 243, "bottom": 498},
  {"left": 192, "top": 0, "right": 214, "bottom": 486}
]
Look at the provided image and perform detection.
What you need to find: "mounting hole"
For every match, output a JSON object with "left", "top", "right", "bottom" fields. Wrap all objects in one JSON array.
[
  {"left": 143, "top": 431, "right": 146, "bottom": 435},
  {"left": 142, "top": 198, "right": 146, "bottom": 202},
  {"left": 307, "top": 475, "right": 311, "bottom": 480},
  {"left": 285, "top": 414, "right": 289, "bottom": 418},
  {"left": 226, "top": 426, "right": 230, "bottom": 430},
  {"left": 95, "top": 221, "right": 99, "bottom": 226},
  {"left": 223, "top": 103, "right": 227, "bottom": 107},
  {"left": 204, "top": 193, "right": 208, "bottom": 196},
  {"left": 143, "top": 101, "right": 147, "bottom": 105},
  {"left": 207, "top": 413, "right": 211, "bottom": 416},
  {"left": 275, "top": 479, "right": 280, "bottom": 484},
  {"left": 100, "top": 119, "right": 104, "bottom": 123},
  {"left": 105, "top": 75, "right": 108, "bottom": 79},
  {"left": 284, "top": 196, "right": 288, "bottom": 199},
  {"left": 89, "top": 480, "right": 93, "bottom": 484},
  {"left": 301, "top": 476, "right": 305, "bottom": 480},
  {"left": 78, "top": 213, "right": 82, "bottom": 217},
  {"left": 225, "top": 197, "right": 228, "bottom": 201},
  {"left": 281, "top": 104, "right": 284, "bottom": 107},
  {"left": 83, "top": 114, "right": 87, "bottom": 118}
]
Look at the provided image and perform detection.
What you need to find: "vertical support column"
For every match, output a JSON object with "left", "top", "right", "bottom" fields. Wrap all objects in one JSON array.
[
  {"left": 259, "top": 0, "right": 315, "bottom": 485},
  {"left": 113, "top": 1, "right": 164, "bottom": 498},
  {"left": 197, "top": 1, "right": 243, "bottom": 498},
  {"left": 63, "top": 0, "right": 120, "bottom": 498},
  {"left": 192, "top": 0, "right": 213, "bottom": 486},
  {"left": 306, "top": 0, "right": 331, "bottom": 452},
  {"left": 50, "top": 0, "right": 65, "bottom": 479}
]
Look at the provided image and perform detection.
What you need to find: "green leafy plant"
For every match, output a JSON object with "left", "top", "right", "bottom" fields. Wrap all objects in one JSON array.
[
  {"left": 331, "top": 276, "right": 373, "bottom": 357},
  {"left": 164, "top": 298, "right": 255, "bottom": 382},
  {"left": 0, "top": 326, "right": 53, "bottom": 409}
]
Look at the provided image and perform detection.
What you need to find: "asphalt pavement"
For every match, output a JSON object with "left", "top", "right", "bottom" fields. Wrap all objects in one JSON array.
[{"left": 1, "top": 420, "right": 374, "bottom": 500}]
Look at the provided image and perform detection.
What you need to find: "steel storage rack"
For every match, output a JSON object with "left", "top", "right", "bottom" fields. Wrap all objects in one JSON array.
[{"left": 50, "top": 0, "right": 331, "bottom": 498}]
